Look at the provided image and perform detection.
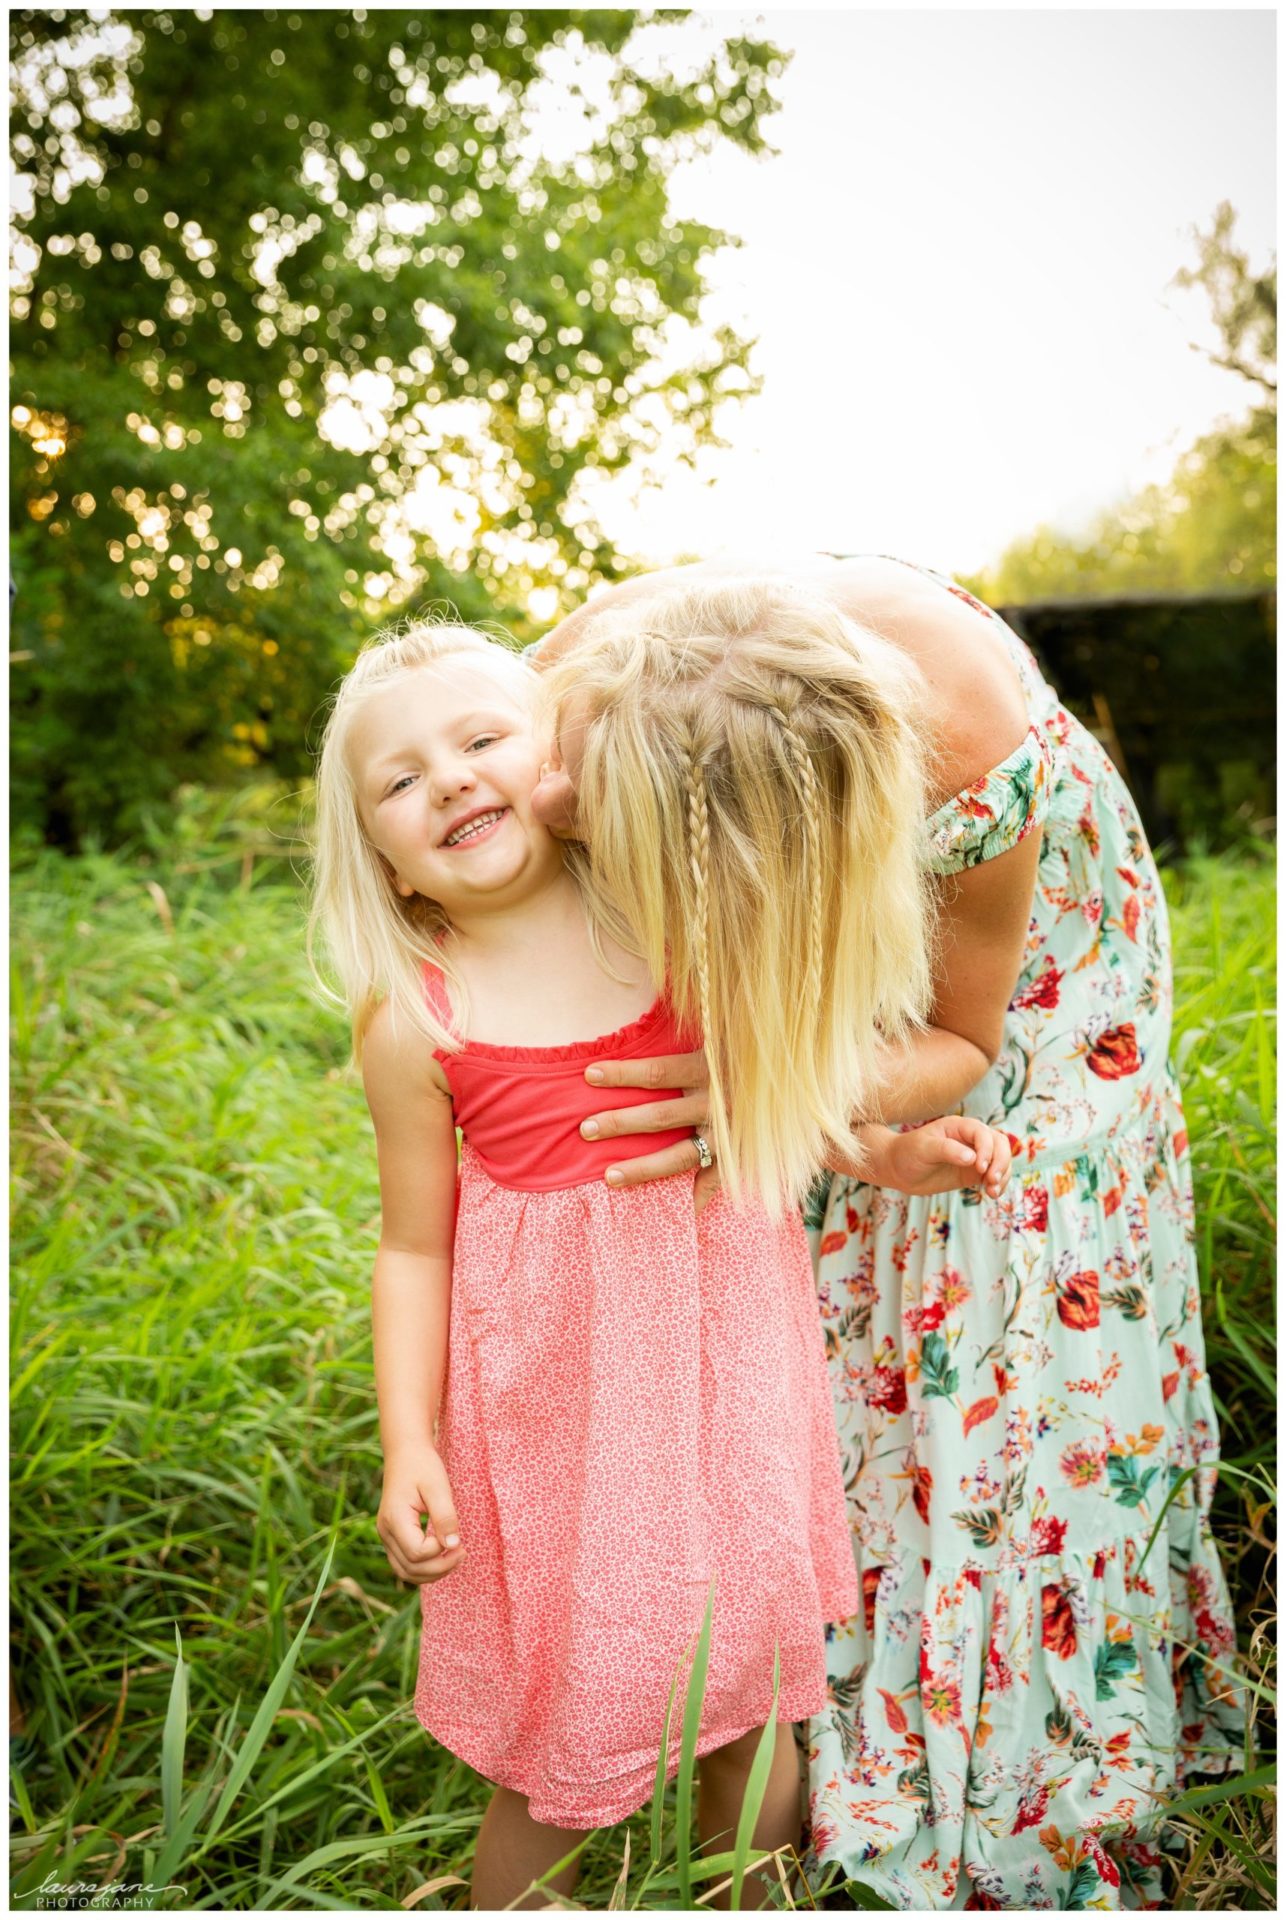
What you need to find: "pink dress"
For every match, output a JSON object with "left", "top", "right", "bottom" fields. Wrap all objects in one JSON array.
[{"left": 413, "top": 966, "right": 860, "bottom": 1829}]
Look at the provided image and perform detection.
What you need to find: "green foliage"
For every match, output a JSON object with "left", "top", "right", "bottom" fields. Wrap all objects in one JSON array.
[
  {"left": 968, "top": 205, "right": 1277, "bottom": 606},
  {"left": 9, "top": 10, "right": 784, "bottom": 844},
  {"left": 1173, "top": 199, "right": 1276, "bottom": 399}
]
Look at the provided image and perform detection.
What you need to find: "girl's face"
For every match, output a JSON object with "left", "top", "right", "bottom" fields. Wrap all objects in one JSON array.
[{"left": 348, "top": 653, "right": 561, "bottom": 918}]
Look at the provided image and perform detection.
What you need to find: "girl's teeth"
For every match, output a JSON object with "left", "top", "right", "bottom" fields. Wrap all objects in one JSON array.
[{"left": 447, "top": 809, "right": 503, "bottom": 846}]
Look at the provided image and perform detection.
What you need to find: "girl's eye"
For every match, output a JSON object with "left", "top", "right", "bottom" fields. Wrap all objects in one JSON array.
[
  {"left": 387, "top": 774, "right": 416, "bottom": 795},
  {"left": 467, "top": 734, "right": 499, "bottom": 752}
]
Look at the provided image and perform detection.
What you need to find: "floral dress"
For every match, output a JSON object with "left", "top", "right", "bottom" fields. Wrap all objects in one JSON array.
[{"left": 802, "top": 562, "right": 1242, "bottom": 1911}]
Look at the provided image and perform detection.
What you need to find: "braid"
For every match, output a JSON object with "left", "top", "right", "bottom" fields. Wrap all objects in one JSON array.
[
  {"left": 684, "top": 750, "right": 716, "bottom": 1053},
  {"left": 684, "top": 744, "right": 736, "bottom": 1179},
  {"left": 774, "top": 707, "right": 826, "bottom": 1038}
]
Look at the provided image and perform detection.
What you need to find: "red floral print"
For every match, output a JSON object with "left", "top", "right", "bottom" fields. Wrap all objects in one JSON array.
[
  {"left": 1031, "top": 1514, "right": 1068, "bottom": 1556},
  {"left": 1012, "top": 957, "right": 1063, "bottom": 1011},
  {"left": 1057, "top": 1269, "right": 1100, "bottom": 1330},
  {"left": 1041, "top": 1584, "right": 1078, "bottom": 1660},
  {"left": 1086, "top": 1023, "right": 1142, "bottom": 1079},
  {"left": 866, "top": 1365, "right": 908, "bottom": 1415}
]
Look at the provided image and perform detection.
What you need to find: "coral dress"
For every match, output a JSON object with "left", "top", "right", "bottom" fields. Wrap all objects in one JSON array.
[
  {"left": 413, "top": 970, "right": 859, "bottom": 1830},
  {"left": 803, "top": 561, "right": 1241, "bottom": 1910}
]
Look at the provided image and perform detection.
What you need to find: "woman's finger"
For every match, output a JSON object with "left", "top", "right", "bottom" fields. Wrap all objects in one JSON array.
[
  {"left": 693, "top": 1165, "right": 722, "bottom": 1216},
  {"left": 605, "top": 1137, "right": 708, "bottom": 1188},
  {"left": 583, "top": 1050, "right": 709, "bottom": 1093},
  {"left": 581, "top": 1092, "right": 708, "bottom": 1140}
]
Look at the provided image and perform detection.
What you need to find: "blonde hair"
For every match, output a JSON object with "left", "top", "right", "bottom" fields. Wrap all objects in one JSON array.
[
  {"left": 306, "top": 619, "right": 539, "bottom": 1060},
  {"left": 541, "top": 577, "right": 936, "bottom": 1214}
]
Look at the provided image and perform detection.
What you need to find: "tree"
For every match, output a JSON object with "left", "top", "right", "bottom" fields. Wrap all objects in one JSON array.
[
  {"left": 968, "top": 205, "right": 1276, "bottom": 606},
  {"left": 9, "top": 9, "right": 785, "bottom": 844},
  {"left": 1173, "top": 198, "right": 1275, "bottom": 400}
]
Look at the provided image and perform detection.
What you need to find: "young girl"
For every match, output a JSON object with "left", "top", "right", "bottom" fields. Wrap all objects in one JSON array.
[{"left": 308, "top": 619, "right": 1013, "bottom": 1911}]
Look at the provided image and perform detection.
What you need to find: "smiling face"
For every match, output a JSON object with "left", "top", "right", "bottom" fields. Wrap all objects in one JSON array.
[{"left": 346, "top": 650, "right": 563, "bottom": 923}]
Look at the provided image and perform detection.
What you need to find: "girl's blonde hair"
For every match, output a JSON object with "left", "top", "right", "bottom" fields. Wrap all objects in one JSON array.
[
  {"left": 306, "top": 619, "right": 538, "bottom": 1060},
  {"left": 541, "top": 576, "right": 936, "bottom": 1214}
]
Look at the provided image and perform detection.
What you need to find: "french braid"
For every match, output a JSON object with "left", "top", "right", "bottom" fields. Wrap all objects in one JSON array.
[
  {"left": 537, "top": 573, "right": 933, "bottom": 1212},
  {"left": 772, "top": 705, "right": 827, "bottom": 1045},
  {"left": 683, "top": 743, "right": 728, "bottom": 1166}
]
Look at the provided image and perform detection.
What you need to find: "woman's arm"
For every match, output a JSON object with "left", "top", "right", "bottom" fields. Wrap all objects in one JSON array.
[
  {"left": 363, "top": 1001, "right": 465, "bottom": 1579},
  {"left": 868, "top": 827, "right": 1043, "bottom": 1125}
]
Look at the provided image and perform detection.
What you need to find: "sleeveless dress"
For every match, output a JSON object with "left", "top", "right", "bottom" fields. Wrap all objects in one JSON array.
[
  {"left": 412, "top": 970, "right": 860, "bottom": 1831},
  {"left": 802, "top": 562, "right": 1242, "bottom": 1911}
]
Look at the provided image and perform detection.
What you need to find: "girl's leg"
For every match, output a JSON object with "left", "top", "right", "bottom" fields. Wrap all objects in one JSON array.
[
  {"left": 697, "top": 1719, "right": 804, "bottom": 1911},
  {"left": 471, "top": 1784, "right": 590, "bottom": 1911}
]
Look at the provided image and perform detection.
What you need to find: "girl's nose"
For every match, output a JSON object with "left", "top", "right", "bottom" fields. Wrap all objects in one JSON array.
[{"left": 431, "top": 758, "right": 477, "bottom": 806}]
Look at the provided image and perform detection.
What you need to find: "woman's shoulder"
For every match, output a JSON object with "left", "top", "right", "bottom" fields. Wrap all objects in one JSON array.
[
  {"left": 673, "top": 553, "right": 1029, "bottom": 797},
  {"left": 819, "top": 555, "right": 1031, "bottom": 805}
]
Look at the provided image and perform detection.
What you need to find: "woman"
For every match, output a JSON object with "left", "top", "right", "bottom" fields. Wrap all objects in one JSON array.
[{"left": 528, "top": 554, "right": 1241, "bottom": 1910}]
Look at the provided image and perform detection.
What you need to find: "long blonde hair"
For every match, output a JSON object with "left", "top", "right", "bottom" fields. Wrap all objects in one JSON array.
[
  {"left": 541, "top": 577, "right": 936, "bottom": 1213},
  {"left": 306, "top": 619, "right": 540, "bottom": 1060}
]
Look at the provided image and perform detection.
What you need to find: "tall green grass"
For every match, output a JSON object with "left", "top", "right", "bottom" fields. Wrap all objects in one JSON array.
[
  {"left": 1153, "top": 847, "right": 1277, "bottom": 1908},
  {"left": 9, "top": 793, "right": 1275, "bottom": 1909}
]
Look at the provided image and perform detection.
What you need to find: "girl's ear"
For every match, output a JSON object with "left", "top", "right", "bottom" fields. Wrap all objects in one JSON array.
[{"left": 375, "top": 850, "right": 416, "bottom": 900}]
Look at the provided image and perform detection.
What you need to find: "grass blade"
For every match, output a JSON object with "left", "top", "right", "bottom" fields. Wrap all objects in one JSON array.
[
  {"left": 730, "top": 1643, "right": 782, "bottom": 1909},
  {"left": 675, "top": 1575, "right": 716, "bottom": 1910},
  {"left": 153, "top": 1533, "right": 337, "bottom": 1882},
  {"left": 1159, "top": 1762, "right": 1277, "bottom": 1818},
  {"left": 649, "top": 1629, "right": 691, "bottom": 1865},
  {"left": 161, "top": 1620, "right": 189, "bottom": 1839},
  {"left": 606, "top": 1827, "right": 631, "bottom": 1910}
]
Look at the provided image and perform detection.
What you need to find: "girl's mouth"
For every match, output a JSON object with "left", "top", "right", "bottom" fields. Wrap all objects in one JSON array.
[{"left": 442, "top": 807, "right": 510, "bottom": 849}]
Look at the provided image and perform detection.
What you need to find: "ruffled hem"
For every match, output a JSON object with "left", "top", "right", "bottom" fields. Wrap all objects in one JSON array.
[
  {"left": 803, "top": 1521, "right": 1244, "bottom": 1910},
  {"left": 416, "top": 1686, "right": 831, "bottom": 1831}
]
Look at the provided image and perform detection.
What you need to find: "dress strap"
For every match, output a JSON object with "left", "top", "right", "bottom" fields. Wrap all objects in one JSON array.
[
  {"left": 420, "top": 959, "right": 461, "bottom": 1046},
  {"left": 922, "top": 723, "right": 1054, "bottom": 875}
]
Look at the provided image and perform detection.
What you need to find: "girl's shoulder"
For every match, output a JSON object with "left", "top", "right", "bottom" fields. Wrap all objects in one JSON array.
[{"left": 363, "top": 993, "right": 453, "bottom": 1100}]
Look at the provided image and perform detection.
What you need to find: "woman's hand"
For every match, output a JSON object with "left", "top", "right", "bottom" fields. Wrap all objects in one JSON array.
[
  {"left": 377, "top": 1442, "right": 467, "bottom": 1586},
  {"left": 579, "top": 1050, "right": 712, "bottom": 1186},
  {"left": 869, "top": 1116, "right": 1013, "bottom": 1198}
]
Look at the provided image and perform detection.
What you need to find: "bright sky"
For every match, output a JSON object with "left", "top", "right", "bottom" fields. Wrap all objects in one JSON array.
[{"left": 582, "top": 7, "right": 1276, "bottom": 578}]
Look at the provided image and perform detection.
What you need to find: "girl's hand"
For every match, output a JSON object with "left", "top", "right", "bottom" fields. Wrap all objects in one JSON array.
[
  {"left": 579, "top": 1049, "right": 712, "bottom": 1186},
  {"left": 377, "top": 1443, "right": 467, "bottom": 1586},
  {"left": 876, "top": 1116, "right": 1013, "bottom": 1198}
]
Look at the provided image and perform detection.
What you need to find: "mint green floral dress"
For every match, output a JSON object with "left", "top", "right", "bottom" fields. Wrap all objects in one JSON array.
[{"left": 802, "top": 562, "right": 1241, "bottom": 1911}]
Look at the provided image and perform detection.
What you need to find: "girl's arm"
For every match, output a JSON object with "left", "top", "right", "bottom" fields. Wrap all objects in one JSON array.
[{"left": 363, "top": 999, "right": 465, "bottom": 1585}]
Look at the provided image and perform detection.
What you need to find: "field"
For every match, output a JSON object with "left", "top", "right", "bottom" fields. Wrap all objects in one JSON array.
[{"left": 9, "top": 790, "right": 1276, "bottom": 1910}]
